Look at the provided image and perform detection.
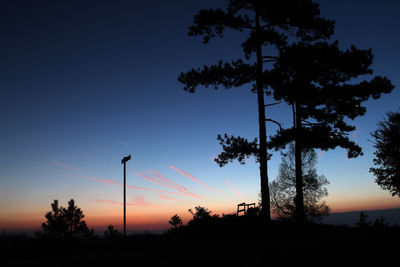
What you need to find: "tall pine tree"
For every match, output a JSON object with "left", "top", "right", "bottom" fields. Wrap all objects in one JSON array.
[
  {"left": 178, "top": 0, "right": 334, "bottom": 222},
  {"left": 268, "top": 39, "right": 394, "bottom": 223}
]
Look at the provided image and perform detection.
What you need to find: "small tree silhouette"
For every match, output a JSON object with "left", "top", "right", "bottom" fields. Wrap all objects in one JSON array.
[
  {"left": 104, "top": 225, "right": 122, "bottom": 239},
  {"left": 40, "top": 200, "right": 66, "bottom": 238},
  {"left": 270, "top": 144, "right": 330, "bottom": 222},
  {"left": 38, "top": 199, "right": 94, "bottom": 238},
  {"left": 373, "top": 216, "right": 388, "bottom": 228},
  {"left": 355, "top": 212, "right": 371, "bottom": 228},
  {"left": 169, "top": 214, "right": 183, "bottom": 229}
]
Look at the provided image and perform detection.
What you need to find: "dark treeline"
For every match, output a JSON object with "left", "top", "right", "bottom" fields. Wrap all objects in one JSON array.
[{"left": 2, "top": 206, "right": 400, "bottom": 265}]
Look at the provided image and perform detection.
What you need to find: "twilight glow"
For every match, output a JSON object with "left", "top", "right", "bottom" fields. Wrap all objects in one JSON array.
[{"left": 1, "top": 0, "right": 400, "bottom": 234}]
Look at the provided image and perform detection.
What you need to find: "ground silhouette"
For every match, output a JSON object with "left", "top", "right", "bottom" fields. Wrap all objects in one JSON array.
[{"left": 2, "top": 207, "right": 400, "bottom": 265}]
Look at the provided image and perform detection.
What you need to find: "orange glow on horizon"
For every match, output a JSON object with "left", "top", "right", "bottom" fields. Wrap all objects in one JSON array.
[
  {"left": 328, "top": 196, "right": 400, "bottom": 213},
  {"left": 1, "top": 198, "right": 400, "bottom": 232}
]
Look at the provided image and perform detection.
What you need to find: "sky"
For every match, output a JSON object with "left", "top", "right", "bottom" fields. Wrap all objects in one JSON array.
[{"left": 1, "top": 0, "right": 400, "bottom": 233}]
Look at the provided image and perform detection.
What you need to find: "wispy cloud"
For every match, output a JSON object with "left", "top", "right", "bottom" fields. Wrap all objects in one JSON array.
[
  {"left": 83, "top": 175, "right": 181, "bottom": 196},
  {"left": 135, "top": 171, "right": 203, "bottom": 199},
  {"left": 352, "top": 125, "right": 360, "bottom": 141},
  {"left": 129, "top": 196, "right": 157, "bottom": 207},
  {"left": 51, "top": 160, "right": 80, "bottom": 171},
  {"left": 119, "top": 141, "right": 129, "bottom": 147},
  {"left": 148, "top": 170, "right": 187, "bottom": 192},
  {"left": 157, "top": 193, "right": 179, "bottom": 201},
  {"left": 83, "top": 176, "right": 122, "bottom": 186},
  {"left": 95, "top": 196, "right": 157, "bottom": 207},
  {"left": 169, "top": 165, "right": 220, "bottom": 193},
  {"left": 226, "top": 179, "right": 242, "bottom": 196}
]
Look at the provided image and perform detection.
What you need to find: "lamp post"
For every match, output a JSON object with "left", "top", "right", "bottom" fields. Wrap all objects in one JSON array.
[{"left": 121, "top": 154, "right": 131, "bottom": 237}]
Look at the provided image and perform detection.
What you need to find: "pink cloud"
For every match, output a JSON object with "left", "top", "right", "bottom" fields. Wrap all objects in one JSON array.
[
  {"left": 226, "top": 179, "right": 242, "bottom": 196},
  {"left": 148, "top": 170, "right": 187, "bottom": 192},
  {"left": 135, "top": 171, "right": 203, "bottom": 199},
  {"left": 317, "top": 150, "right": 326, "bottom": 159},
  {"left": 129, "top": 196, "right": 157, "bottom": 207},
  {"left": 95, "top": 199, "right": 121, "bottom": 205},
  {"left": 352, "top": 125, "right": 360, "bottom": 141},
  {"left": 120, "top": 141, "right": 129, "bottom": 147},
  {"left": 169, "top": 165, "right": 220, "bottom": 193},
  {"left": 157, "top": 193, "right": 179, "bottom": 201},
  {"left": 95, "top": 196, "right": 157, "bottom": 208},
  {"left": 83, "top": 175, "right": 182, "bottom": 196},
  {"left": 84, "top": 176, "right": 122, "bottom": 186},
  {"left": 51, "top": 160, "right": 80, "bottom": 171}
]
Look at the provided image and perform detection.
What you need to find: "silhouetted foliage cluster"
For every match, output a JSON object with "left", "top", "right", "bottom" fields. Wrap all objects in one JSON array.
[
  {"left": 168, "top": 206, "right": 268, "bottom": 238},
  {"left": 37, "top": 199, "right": 94, "bottom": 239},
  {"left": 370, "top": 109, "right": 400, "bottom": 197}
]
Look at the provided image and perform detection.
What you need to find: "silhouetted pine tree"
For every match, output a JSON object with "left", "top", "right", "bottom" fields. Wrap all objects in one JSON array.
[
  {"left": 268, "top": 40, "right": 394, "bottom": 223},
  {"left": 39, "top": 199, "right": 93, "bottom": 238},
  {"left": 40, "top": 200, "right": 66, "bottom": 238},
  {"left": 178, "top": 0, "right": 334, "bottom": 222}
]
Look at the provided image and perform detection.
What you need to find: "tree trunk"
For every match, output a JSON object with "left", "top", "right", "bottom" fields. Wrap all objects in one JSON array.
[
  {"left": 295, "top": 102, "right": 305, "bottom": 224},
  {"left": 255, "top": 11, "right": 271, "bottom": 222}
]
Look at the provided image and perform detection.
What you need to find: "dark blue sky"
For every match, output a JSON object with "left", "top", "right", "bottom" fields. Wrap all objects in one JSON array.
[{"left": 1, "top": 0, "right": 400, "bottom": 231}]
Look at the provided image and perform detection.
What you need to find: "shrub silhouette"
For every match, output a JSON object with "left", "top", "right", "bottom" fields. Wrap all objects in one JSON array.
[
  {"left": 104, "top": 224, "right": 122, "bottom": 239},
  {"left": 37, "top": 199, "right": 94, "bottom": 238},
  {"left": 373, "top": 216, "right": 389, "bottom": 228}
]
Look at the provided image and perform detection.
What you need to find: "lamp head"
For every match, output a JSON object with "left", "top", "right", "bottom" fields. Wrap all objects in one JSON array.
[{"left": 121, "top": 154, "right": 131, "bottom": 164}]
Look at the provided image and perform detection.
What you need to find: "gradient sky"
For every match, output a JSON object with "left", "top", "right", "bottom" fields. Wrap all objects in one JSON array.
[{"left": 1, "top": 0, "right": 400, "bottom": 233}]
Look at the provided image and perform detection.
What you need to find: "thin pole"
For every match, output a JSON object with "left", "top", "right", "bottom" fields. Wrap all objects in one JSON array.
[
  {"left": 123, "top": 161, "right": 126, "bottom": 237},
  {"left": 121, "top": 154, "right": 131, "bottom": 237}
]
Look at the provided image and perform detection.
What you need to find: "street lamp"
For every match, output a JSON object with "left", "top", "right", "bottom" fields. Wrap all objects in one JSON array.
[{"left": 121, "top": 154, "right": 131, "bottom": 237}]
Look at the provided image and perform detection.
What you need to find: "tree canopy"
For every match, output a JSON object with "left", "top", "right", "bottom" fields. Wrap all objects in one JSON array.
[
  {"left": 370, "top": 109, "right": 400, "bottom": 197},
  {"left": 269, "top": 41, "right": 394, "bottom": 157}
]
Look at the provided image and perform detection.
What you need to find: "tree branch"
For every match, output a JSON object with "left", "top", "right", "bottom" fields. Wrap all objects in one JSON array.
[{"left": 266, "top": 118, "right": 282, "bottom": 132}]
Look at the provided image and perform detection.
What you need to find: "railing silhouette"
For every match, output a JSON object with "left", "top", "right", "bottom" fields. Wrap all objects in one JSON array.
[{"left": 237, "top": 202, "right": 256, "bottom": 216}]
